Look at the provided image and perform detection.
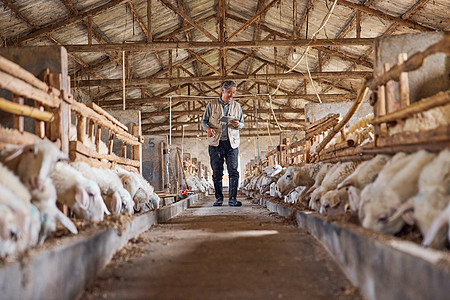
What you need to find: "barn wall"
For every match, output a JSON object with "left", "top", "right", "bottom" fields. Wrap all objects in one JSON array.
[
  {"left": 375, "top": 32, "right": 449, "bottom": 104},
  {"left": 305, "top": 102, "right": 373, "bottom": 127}
]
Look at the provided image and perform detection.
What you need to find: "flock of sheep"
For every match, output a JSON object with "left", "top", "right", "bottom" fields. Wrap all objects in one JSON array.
[
  {"left": 0, "top": 140, "right": 160, "bottom": 258},
  {"left": 241, "top": 149, "right": 450, "bottom": 250}
]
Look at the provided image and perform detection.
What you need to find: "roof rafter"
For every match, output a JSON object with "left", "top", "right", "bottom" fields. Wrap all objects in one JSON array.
[{"left": 158, "top": 0, "right": 217, "bottom": 41}]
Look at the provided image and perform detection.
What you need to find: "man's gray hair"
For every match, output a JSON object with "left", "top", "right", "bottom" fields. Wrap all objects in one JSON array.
[{"left": 220, "top": 80, "right": 237, "bottom": 91}]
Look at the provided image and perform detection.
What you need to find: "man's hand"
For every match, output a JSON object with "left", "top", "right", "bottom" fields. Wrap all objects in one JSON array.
[
  {"left": 230, "top": 119, "right": 240, "bottom": 128},
  {"left": 206, "top": 127, "right": 216, "bottom": 137}
]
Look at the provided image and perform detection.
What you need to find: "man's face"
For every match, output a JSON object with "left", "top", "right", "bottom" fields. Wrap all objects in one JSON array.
[{"left": 221, "top": 86, "right": 236, "bottom": 104}]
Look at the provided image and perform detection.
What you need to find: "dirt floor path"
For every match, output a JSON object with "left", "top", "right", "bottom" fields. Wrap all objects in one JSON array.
[{"left": 81, "top": 195, "right": 362, "bottom": 299}]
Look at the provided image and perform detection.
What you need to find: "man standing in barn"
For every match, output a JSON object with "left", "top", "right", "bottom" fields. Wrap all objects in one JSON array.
[{"left": 201, "top": 80, "right": 244, "bottom": 207}]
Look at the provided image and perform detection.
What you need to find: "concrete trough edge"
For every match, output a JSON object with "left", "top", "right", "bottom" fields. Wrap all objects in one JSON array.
[
  {"left": 0, "top": 193, "right": 203, "bottom": 300},
  {"left": 259, "top": 197, "right": 450, "bottom": 300}
]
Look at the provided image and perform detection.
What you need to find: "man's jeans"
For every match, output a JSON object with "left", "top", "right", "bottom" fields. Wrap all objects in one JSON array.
[{"left": 209, "top": 140, "right": 239, "bottom": 202}]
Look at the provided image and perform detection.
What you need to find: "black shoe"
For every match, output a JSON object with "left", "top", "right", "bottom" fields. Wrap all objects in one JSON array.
[
  {"left": 213, "top": 200, "right": 223, "bottom": 206},
  {"left": 228, "top": 200, "right": 242, "bottom": 207}
]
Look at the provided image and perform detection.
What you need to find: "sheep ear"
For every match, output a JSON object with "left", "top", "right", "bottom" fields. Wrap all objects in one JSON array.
[
  {"left": 4, "top": 146, "right": 24, "bottom": 162},
  {"left": 389, "top": 199, "right": 414, "bottom": 223},
  {"left": 402, "top": 211, "right": 415, "bottom": 226},
  {"left": 330, "top": 195, "right": 341, "bottom": 208},
  {"left": 56, "top": 209, "right": 78, "bottom": 234},
  {"left": 111, "top": 192, "right": 122, "bottom": 214},
  {"left": 344, "top": 203, "right": 351, "bottom": 212},
  {"left": 75, "top": 186, "right": 89, "bottom": 210},
  {"left": 102, "top": 201, "right": 111, "bottom": 215}
]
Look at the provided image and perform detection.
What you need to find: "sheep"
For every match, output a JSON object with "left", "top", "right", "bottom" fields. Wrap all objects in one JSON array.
[
  {"left": 346, "top": 125, "right": 374, "bottom": 147},
  {"left": 259, "top": 165, "right": 285, "bottom": 195},
  {"left": 0, "top": 187, "right": 21, "bottom": 257},
  {"left": 423, "top": 203, "right": 450, "bottom": 249},
  {"left": 114, "top": 166, "right": 157, "bottom": 212},
  {"left": 309, "top": 162, "right": 358, "bottom": 211},
  {"left": 337, "top": 155, "right": 391, "bottom": 211},
  {"left": 71, "top": 162, "right": 134, "bottom": 215},
  {"left": 277, "top": 165, "right": 317, "bottom": 196},
  {"left": 407, "top": 149, "right": 450, "bottom": 248},
  {"left": 284, "top": 186, "right": 306, "bottom": 204},
  {"left": 0, "top": 140, "right": 67, "bottom": 190},
  {"left": 319, "top": 189, "right": 350, "bottom": 216},
  {"left": 339, "top": 155, "right": 391, "bottom": 190},
  {"left": 30, "top": 177, "right": 78, "bottom": 244},
  {"left": 305, "top": 163, "right": 334, "bottom": 196},
  {"left": 51, "top": 162, "right": 109, "bottom": 222},
  {"left": 359, "top": 150, "right": 436, "bottom": 235}
]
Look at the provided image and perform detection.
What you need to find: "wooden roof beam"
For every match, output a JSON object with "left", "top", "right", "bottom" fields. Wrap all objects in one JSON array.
[
  {"left": 8, "top": 0, "right": 128, "bottom": 45},
  {"left": 75, "top": 71, "right": 371, "bottom": 86},
  {"left": 142, "top": 108, "right": 305, "bottom": 117},
  {"left": 99, "top": 93, "right": 355, "bottom": 107},
  {"left": 63, "top": 38, "right": 374, "bottom": 52},
  {"left": 336, "top": 0, "right": 434, "bottom": 31},
  {"left": 158, "top": 0, "right": 218, "bottom": 41},
  {"left": 226, "top": 0, "right": 280, "bottom": 41}
]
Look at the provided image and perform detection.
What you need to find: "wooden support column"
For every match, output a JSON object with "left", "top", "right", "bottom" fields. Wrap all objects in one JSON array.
[
  {"left": 384, "top": 63, "right": 397, "bottom": 113},
  {"left": 12, "top": 94, "right": 24, "bottom": 133},
  {"left": 77, "top": 115, "right": 87, "bottom": 144},
  {"left": 88, "top": 15, "right": 93, "bottom": 44},
  {"left": 274, "top": 35, "right": 277, "bottom": 74},
  {"left": 47, "top": 73, "right": 69, "bottom": 154},
  {"left": 160, "top": 141, "right": 165, "bottom": 190},
  {"left": 398, "top": 53, "right": 410, "bottom": 109},
  {"left": 88, "top": 119, "right": 95, "bottom": 142},
  {"left": 147, "top": 0, "right": 152, "bottom": 42},
  {"left": 356, "top": 11, "right": 361, "bottom": 38},
  {"left": 108, "top": 130, "right": 115, "bottom": 155},
  {"left": 95, "top": 126, "right": 102, "bottom": 153},
  {"left": 34, "top": 103, "right": 45, "bottom": 138},
  {"left": 168, "top": 49, "right": 172, "bottom": 86},
  {"left": 318, "top": 50, "right": 322, "bottom": 72},
  {"left": 122, "top": 142, "right": 127, "bottom": 158},
  {"left": 374, "top": 67, "right": 387, "bottom": 140}
]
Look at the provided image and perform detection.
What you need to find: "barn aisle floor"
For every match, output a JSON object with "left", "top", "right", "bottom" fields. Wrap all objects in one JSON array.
[{"left": 81, "top": 195, "right": 361, "bottom": 299}]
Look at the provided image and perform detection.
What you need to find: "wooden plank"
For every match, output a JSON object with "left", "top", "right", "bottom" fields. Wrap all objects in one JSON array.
[
  {"left": 70, "top": 101, "right": 140, "bottom": 145},
  {"left": 0, "top": 126, "right": 41, "bottom": 148},
  {"left": 77, "top": 115, "right": 86, "bottom": 144},
  {"left": 0, "top": 96, "right": 53, "bottom": 121},
  {"left": 0, "top": 70, "right": 60, "bottom": 108},
  {"left": 0, "top": 55, "right": 48, "bottom": 91},
  {"left": 376, "top": 125, "right": 450, "bottom": 147},
  {"left": 69, "top": 141, "right": 140, "bottom": 167},
  {"left": 373, "top": 91, "right": 450, "bottom": 125},
  {"left": 85, "top": 102, "right": 128, "bottom": 131}
]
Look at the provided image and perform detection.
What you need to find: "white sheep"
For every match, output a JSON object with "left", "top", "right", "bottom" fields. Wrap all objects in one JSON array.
[
  {"left": 0, "top": 187, "right": 21, "bottom": 257},
  {"left": 30, "top": 177, "right": 78, "bottom": 244},
  {"left": 337, "top": 155, "right": 391, "bottom": 211},
  {"left": 114, "top": 166, "right": 156, "bottom": 212},
  {"left": 338, "top": 155, "right": 391, "bottom": 190},
  {"left": 51, "top": 162, "right": 109, "bottom": 222},
  {"left": 423, "top": 203, "right": 450, "bottom": 248},
  {"left": 0, "top": 140, "right": 67, "bottom": 190},
  {"left": 319, "top": 189, "right": 349, "bottom": 216},
  {"left": 359, "top": 151, "right": 436, "bottom": 235},
  {"left": 309, "top": 162, "right": 357, "bottom": 211},
  {"left": 71, "top": 162, "right": 134, "bottom": 215},
  {"left": 305, "top": 163, "right": 335, "bottom": 196},
  {"left": 277, "top": 165, "right": 317, "bottom": 196},
  {"left": 408, "top": 149, "right": 450, "bottom": 248}
]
